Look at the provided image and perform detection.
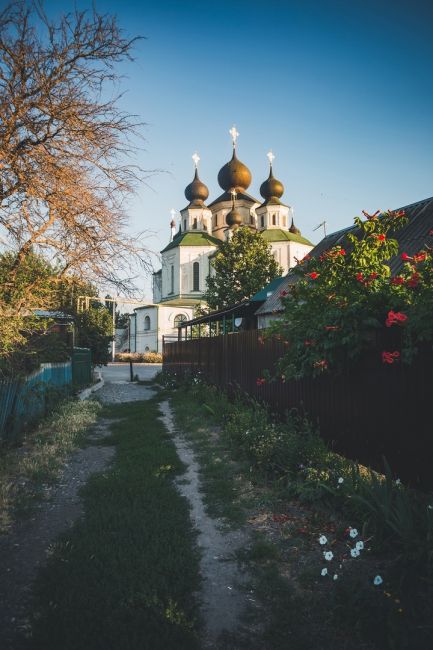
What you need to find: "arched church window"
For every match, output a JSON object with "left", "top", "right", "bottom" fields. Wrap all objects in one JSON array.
[
  {"left": 193, "top": 217, "right": 197, "bottom": 229},
  {"left": 282, "top": 215, "right": 286, "bottom": 227},
  {"left": 272, "top": 214, "right": 276, "bottom": 226},
  {"left": 170, "top": 265, "right": 174, "bottom": 294},
  {"left": 250, "top": 214, "right": 254, "bottom": 224},
  {"left": 174, "top": 314, "right": 187, "bottom": 328},
  {"left": 260, "top": 215, "right": 264, "bottom": 228},
  {"left": 183, "top": 219, "right": 187, "bottom": 231},
  {"left": 144, "top": 316, "right": 150, "bottom": 331},
  {"left": 193, "top": 262, "right": 200, "bottom": 291}
]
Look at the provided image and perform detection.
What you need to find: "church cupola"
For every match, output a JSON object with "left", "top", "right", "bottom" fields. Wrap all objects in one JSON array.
[
  {"left": 225, "top": 191, "right": 242, "bottom": 229},
  {"left": 180, "top": 153, "right": 212, "bottom": 234},
  {"left": 289, "top": 216, "right": 301, "bottom": 235},
  {"left": 260, "top": 151, "right": 284, "bottom": 204},
  {"left": 184, "top": 156, "right": 209, "bottom": 207},
  {"left": 217, "top": 126, "right": 252, "bottom": 193},
  {"left": 256, "top": 151, "right": 291, "bottom": 231}
]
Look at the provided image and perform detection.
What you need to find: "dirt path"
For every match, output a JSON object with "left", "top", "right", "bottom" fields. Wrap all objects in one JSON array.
[{"left": 159, "top": 400, "right": 252, "bottom": 648}]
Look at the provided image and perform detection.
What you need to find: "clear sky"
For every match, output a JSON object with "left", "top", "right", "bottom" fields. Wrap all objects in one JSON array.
[{"left": 44, "top": 0, "right": 433, "bottom": 300}]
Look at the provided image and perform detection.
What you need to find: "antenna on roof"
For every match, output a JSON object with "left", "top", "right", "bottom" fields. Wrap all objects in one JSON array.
[{"left": 313, "top": 220, "right": 327, "bottom": 238}]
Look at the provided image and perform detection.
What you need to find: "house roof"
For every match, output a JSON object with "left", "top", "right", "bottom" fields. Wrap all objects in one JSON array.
[
  {"left": 208, "top": 190, "right": 260, "bottom": 208},
  {"left": 161, "top": 231, "right": 220, "bottom": 253},
  {"left": 250, "top": 276, "right": 287, "bottom": 302},
  {"left": 33, "top": 309, "right": 75, "bottom": 321},
  {"left": 256, "top": 196, "right": 433, "bottom": 317},
  {"left": 260, "top": 228, "right": 313, "bottom": 246}
]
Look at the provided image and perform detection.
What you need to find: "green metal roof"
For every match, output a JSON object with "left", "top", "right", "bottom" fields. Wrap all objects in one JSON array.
[
  {"left": 261, "top": 228, "right": 313, "bottom": 246},
  {"left": 250, "top": 276, "right": 286, "bottom": 302},
  {"left": 161, "top": 231, "right": 220, "bottom": 253}
]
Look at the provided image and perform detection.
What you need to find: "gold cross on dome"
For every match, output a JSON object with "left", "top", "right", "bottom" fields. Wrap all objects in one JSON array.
[
  {"left": 170, "top": 208, "right": 176, "bottom": 219},
  {"left": 267, "top": 150, "right": 275, "bottom": 166},
  {"left": 192, "top": 152, "right": 200, "bottom": 168},
  {"left": 229, "top": 125, "right": 239, "bottom": 147}
]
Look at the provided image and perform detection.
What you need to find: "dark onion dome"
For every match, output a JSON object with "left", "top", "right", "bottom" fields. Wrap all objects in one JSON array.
[
  {"left": 289, "top": 217, "right": 301, "bottom": 235},
  {"left": 184, "top": 168, "right": 209, "bottom": 205},
  {"left": 217, "top": 150, "right": 252, "bottom": 192},
  {"left": 260, "top": 166, "right": 284, "bottom": 202},
  {"left": 226, "top": 205, "right": 242, "bottom": 227}
]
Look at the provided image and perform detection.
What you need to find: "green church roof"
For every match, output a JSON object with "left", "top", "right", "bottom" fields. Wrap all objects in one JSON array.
[
  {"left": 161, "top": 231, "right": 220, "bottom": 253},
  {"left": 260, "top": 228, "right": 313, "bottom": 246}
]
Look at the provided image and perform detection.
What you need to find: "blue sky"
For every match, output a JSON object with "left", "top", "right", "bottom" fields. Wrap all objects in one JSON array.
[{"left": 45, "top": 0, "right": 433, "bottom": 299}]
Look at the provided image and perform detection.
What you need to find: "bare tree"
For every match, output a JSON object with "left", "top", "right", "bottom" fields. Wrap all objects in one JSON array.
[{"left": 0, "top": 1, "right": 152, "bottom": 303}]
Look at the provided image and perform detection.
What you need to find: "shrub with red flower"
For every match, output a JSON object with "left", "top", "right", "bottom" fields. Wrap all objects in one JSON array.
[
  {"left": 270, "top": 208, "right": 433, "bottom": 378},
  {"left": 256, "top": 377, "right": 266, "bottom": 386}
]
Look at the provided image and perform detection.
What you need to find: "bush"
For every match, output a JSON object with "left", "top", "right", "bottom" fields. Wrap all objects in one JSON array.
[{"left": 115, "top": 352, "right": 162, "bottom": 363}]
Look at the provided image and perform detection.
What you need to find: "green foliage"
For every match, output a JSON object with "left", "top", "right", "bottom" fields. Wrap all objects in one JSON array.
[
  {"left": 272, "top": 209, "right": 433, "bottom": 377},
  {"left": 204, "top": 226, "right": 281, "bottom": 310},
  {"left": 76, "top": 305, "right": 113, "bottom": 366}
]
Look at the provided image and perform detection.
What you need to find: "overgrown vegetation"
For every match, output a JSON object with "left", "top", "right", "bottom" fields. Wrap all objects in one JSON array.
[
  {"left": 166, "top": 371, "right": 433, "bottom": 649},
  {"left": 29, "top": 398, "right": 201, "bottom": 649},
  {"left": 272, "top": 209, "right": 433, "bottom": 378},
  {"left": 0, "top": 398, "right": 101, "bottom": 532}
]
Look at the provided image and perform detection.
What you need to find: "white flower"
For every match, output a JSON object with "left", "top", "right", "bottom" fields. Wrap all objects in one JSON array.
[
  {"left": 395, "top": 478, "right": 401, "bottom": 486},
  {"left": 350, "top": 548, "right": 360, "bottom": 558},
  {"left": 349, "top": 527, "right": 358, "bottom": 538},
  {"left": 355, "top": 540, "right": 364, "bottom": 551},
  {"left": 428, "top": 505, "right": 433, "bottom": 510},
  {"left": 319, "top": 535, "right": 328, "bottom": 545},
  {"left": 338, "top": 477, "right": 344, "bottom": 484},
  {"left": 321, "top": 568, "right": 328, "bottom": 576},
  {"left": 373, "top": 575, "right": 383, "bottom": 586},
  {"left": 324, "top": 551, "right": 333, "bottom": 561},
  {"left": 333, "top": 574, "right": 338, "bottom": 580}
]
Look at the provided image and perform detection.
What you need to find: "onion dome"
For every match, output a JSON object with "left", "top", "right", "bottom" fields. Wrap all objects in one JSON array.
[
  {"left": 260, "top": 166, "right": 284, "bottom": 202},
  {"left": 217, "top": 150, "right": 252, "bottom": 192},
  {"left": 226, "top": 205, "right": 242, "bottom": 227},
  {"left": 184, "top": 169, "right": 209, "bottom": 205},
  {"left": 289, "top": 217, "right": 301, "bottom": 235}
]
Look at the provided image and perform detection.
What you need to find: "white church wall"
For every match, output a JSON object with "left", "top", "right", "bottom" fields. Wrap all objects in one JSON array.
[
  {"left": 179, "top": 246, "right": 216, "bottom": 295},
  {"left": 288, "top": 242, "right": 313, "bottom": 268}
]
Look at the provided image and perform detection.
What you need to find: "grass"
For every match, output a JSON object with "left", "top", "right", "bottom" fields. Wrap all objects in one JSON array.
[
  {"left": 28, "top": 396, "right": 202, "bottom": 650},
  {"left": 0, "top": 398, "right": 101, "bottom": 531},
  {"left": 166, "top": 374, "right": 433, "bottom": 650},
  {"left": 170, "top": 390, "right": 246, "bottom": 526}
]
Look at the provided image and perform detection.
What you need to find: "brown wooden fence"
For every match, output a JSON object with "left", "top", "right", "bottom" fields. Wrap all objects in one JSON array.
[{"left": 163, "top": 330, "right": 433, "bottom": 489}]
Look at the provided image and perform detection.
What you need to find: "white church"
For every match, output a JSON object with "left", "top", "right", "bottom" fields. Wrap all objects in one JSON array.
[{"left": 129, "top": 128, "right": 313, "bottom": 353}]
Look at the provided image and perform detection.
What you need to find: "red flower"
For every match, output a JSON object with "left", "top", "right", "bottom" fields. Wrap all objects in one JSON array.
[
  {"left": 401, "top": 252, "right": 412, "bottom": 261},
  {"left": 279, "top": 290, "right": 288, "bottom": 297},
  {"left": 407, "top": 272, "right": 420, "bottom": 288},
  {"left": 256, "top": 378, "right": 266, "bottom": 386},
  {"left": 307, "top": 272, "right": 319, "bottom": 280},
  {"left": 385, "top": 310, "right": 408, "bottom": 327},
  {"left": 339, "top": 248, "right": 346, "bottom": 255},
  {"left": 429, "top": 230, "right": 433, "bottom": 236},
  {"left": 362, "top": 210, "right": 380, "bottom": 220},
  {"left": 324, "top": 325, "right": 340, "bottom": 331},
  {"left": 313, "top": 359, "right": 328, "bottom": 369},
  {"left": 382, "top": 351, "right": 400, "bottom": 364},
  {"left": 393, "top": 210, "right": 406, "bottom": 218},
  {"left": 391, "top": 276, "right": 404, "bottom": 286},
  {"left": 374, "top": 234, "right": 386, "bottom": 241},
  {"left": 356, "top": 272, "right": 364, "bottom": 282},
  {"left": 413, "top": 252, "right": 427, "bottom": 263},
  {"left": 369, "top": 272, "right": 379, "bottom": 280}
]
